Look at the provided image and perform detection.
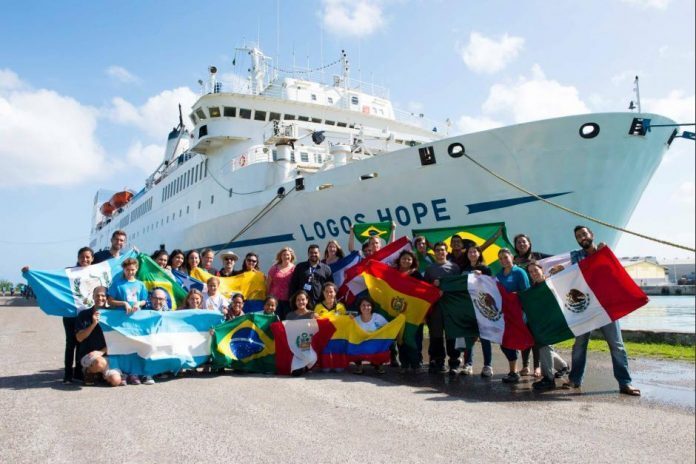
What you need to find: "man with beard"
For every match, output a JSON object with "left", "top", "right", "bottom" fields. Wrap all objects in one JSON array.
[
  {"left": 93, "top": 230, "right": 127, "bottom": 264},
  {"left": 559, "top": 226, "right": 641, "bottom": 396},
  {"left": 289, "top": 244, "right": 333, "bottom": 308}
]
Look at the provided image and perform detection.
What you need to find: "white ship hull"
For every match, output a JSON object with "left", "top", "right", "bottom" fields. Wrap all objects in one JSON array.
[{"left": 90, "top": 111, "right": 675, "bottom": 268}]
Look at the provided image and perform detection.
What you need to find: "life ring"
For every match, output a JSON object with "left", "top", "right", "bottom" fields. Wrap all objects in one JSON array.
[{"left": 239, "top": 154, "right": 247, "bottom": 167}]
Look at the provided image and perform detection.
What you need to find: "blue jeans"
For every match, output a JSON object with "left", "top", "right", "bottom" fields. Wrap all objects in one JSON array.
[
  {"left": 463, "top": 337, "right": 492, "bottom": 367},
  {"left": 569, "top": 320, "right": 632, "bottom": 387}
]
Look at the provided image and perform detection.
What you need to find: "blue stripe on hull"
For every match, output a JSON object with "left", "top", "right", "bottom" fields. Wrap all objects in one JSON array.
[{"left": 466, "top": 192, "right": 572, "bottom": 214}]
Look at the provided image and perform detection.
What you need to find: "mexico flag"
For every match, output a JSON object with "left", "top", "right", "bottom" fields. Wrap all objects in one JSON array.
[
  {"left": 439, "top": 274, "right": 534, "bottom": 350},
  {"left": 271, "top": 318, "right": 335, "bottom": 375},
  {"left": 519, "top": 246, "right": 648, "bottom": 345}
]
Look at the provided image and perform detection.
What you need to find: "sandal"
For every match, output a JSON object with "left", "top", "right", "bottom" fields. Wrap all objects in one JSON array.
[{"left": 619, "top": 385, "right": 641, "bottom": 396}]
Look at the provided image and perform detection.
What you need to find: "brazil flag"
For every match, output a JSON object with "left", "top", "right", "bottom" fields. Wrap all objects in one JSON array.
[
  {"left": 353, "top": 221, "right": 393, "bottom": 243},
  {"left": 411, "top": 222, "right": 514, "bottom": 274},
  {"left": 210, "top": 313, "right": 276, "bottom": 373},
  {"left": 136, "top": 254, "right": 188, "bottom": 310}
]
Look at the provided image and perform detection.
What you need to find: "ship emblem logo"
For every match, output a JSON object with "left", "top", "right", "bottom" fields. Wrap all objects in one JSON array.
[
  {"left": 296, "top": 332, "right": 312, "bottom": 352},
  {"left": 473, "top": 292, "right": 502, "bottom": 321},
  {"left": 564, "top": 289, "right": 590, "bottom": 313},
  {"left": 359, "top": 226, "right": 387, "bottom": 238},
  {"left": 391, "top": 296, "right": 408, "bottom": 313}
]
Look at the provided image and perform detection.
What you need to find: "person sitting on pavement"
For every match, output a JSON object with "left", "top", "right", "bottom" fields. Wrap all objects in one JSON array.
[
  {"left": 148, "top": 288, "right": 170, "bottom": 311},
  {"left": 285, "top": 290, "right": 316, "bottom": 320},
  {"left": 74, "top": 286, "right": 123, "bottom": 387},
  {"left": 352, "top": 296, "right": 388, "bottom": 375},
  {"left": 313, "top": 282, "right": 347, "bottom": 317}
]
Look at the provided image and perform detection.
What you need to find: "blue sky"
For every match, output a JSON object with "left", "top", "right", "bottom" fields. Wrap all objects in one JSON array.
[{"left": 1, "top": 0, "right": 694, "bottom": 283}]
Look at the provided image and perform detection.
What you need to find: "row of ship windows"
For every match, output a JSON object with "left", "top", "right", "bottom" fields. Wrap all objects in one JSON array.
[
  {"left": 162, "top": 159, "right": 208, "bottom": 202},
  {"left": 128, "top": 195, "right": 216, "bottom": 242},
  {"left": 190, "top": 105, "right": 375, "bottom": 128},
  {"left": 117, "top": 197, "right": 153, "bottom": 229}
]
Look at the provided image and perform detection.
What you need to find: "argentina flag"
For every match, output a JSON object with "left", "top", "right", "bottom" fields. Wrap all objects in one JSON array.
[
  {"left": 22, "top": 250, "right": 137, "bottom": 317},
  {"left": 100, "top": 309, "right": 224, "bottom": 376}
]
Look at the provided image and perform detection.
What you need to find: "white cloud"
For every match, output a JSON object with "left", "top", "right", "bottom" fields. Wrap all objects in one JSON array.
[
  {"left": 321, "top": 0, "right": 385, "bottom": 38},
  {"left": 0, "top": 83, "right": 107, "bottom": 188},
  {"left": 671, "top": 181, "right": 695, "bottom": 205},
  {"left": 481, "top": 64, "right": 590, "bottom": 123},
  {"left": 0, "top": 69, "right": 24, "bottom": 91},
  {"left": 125, "top": 141, "right": 164, "bottom": 173},
  {"left": 458, "top": 32, "right": 524, "bottom": 74},
  {"left": 619, "top": 0, "right": 671, "bottom": 9},
  {"left": 610, "top": 70, "right": 641, "bottom": 86},
  {"left": 643, "top": 90, "right": 695, "bottom": 123},
  {"left": 106, "top": 86, "right": 198, "bottom": 139},
  {"left": 456, "top": 115, "right": 503, "bottom": 134},
  {"left": 106, "top": 65, "right": 140, "bottom": 84},
  {"left": 219, "top": 72, "right": 251, "bottom": 94}
]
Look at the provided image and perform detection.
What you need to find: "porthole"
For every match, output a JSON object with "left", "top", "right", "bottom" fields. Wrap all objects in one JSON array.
[
  {"left": 448, "top": 143, "right": 465, "bottom": 158},
  {"left": 579, "top": 123, "right": 600, "bottom": 139}
]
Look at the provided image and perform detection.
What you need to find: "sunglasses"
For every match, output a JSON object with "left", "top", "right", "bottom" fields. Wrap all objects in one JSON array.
[
  {"left": 224, "top": 257, "right": 236, "bottom": 261},
  {"left": 246, "top": 258, "right": 257, "bottom": 263}
]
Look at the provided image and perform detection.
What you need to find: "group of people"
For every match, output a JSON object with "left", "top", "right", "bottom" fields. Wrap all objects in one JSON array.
[{"left": 29, "top": 223, "right": 640, "bottom": 396}]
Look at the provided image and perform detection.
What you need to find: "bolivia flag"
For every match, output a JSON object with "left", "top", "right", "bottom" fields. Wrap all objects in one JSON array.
[
  {"left": 136, "top": 254, "right": 188, "bottom": 310},
  {"left": 210, "top": 313, "right": 276, "bottom": 373},
  {"left": 361, "top": 260, "right": 441, "bottom": 349},
  {"left": 271, "top": 318, "right": 335, "bottom": 375},
  {"left": 412, "top": 222, "right": 514, "bottom": 274},
  {"left": 353, "top": 221, "right": 393, "bottom": 243},
  {"left": 319, "top": 314, "right": 406, "bottom": 369},
  {"left": 22, "top": 250, "right": 137, "bottom": 317},
  {"left": 439, "top": 274, "right": 534, "bottom": 350},
  {"left": 519, "top": 246, "right": 648, "bottom": 345},
  {"left": 191, "top": 268, "right": 266, "bottom": 312}
]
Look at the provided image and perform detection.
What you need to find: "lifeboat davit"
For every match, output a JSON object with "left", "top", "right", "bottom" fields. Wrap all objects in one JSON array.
[
  {"left": 100, "top": 202, "right": 116, "bottom": 217},
  {"left": 110, "top": 190, "right": 133, "bottom": 208}
]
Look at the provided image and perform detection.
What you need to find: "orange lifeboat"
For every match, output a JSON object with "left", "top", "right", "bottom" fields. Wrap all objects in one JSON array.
[
  {"left": 100, "top": 201, "right": 116, "bottom": 217},
  {"left": 110, "top": 190, "right": 133, "bottom": 208}
]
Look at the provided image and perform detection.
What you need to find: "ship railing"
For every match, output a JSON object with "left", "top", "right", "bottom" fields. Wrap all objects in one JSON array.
[
  {"left": 220, "top": 145, "right": 274, "bottom": 174},
  {"left": 392, "top": 108, "right": 442, "bottom": 131}
]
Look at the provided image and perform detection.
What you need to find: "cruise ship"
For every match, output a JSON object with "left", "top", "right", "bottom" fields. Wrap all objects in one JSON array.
[{"left": 89, "top": 46, "right": 681, "bottom": 265}]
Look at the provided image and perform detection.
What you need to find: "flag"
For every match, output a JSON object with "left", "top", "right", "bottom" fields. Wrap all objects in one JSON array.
[
  {"left": 271, "top": 318, "right": 335, "bottom": 375},
  {"left": 353, "top": 221, "right": 393, "bottom": 243},
  {"left": 136, "top": 254, "right": 188, "bottom": 310},
  {"left": 210, "top": 313, "right": 276, "bottom": 373},
  {"left": 319, "top": 313, "right": 406, "bottom": 369},
  {"left": 22, "top": 250, "right": 137, "bottom": 317},
  {"left": 329, "top": 250, "right": 361, "bottom": 287},
  {"left": 439, "top": 273, "right": 534, "bottom": 350},
  {"left": 172, "top": 269, "right": 205, "bottom": 292},
  {"left": 412, "top": 222, "right": 514, "bottom": 274},
  {"left": 338, "top": 236, "right": 412, "bottom": 303},
  {"left": 361, "top": 260, "right": 440, "bottom": 348},
  {"left": 100, "top": 309, "right": 224, "bottom": 376},
  {"left": 536, "top": 253, "right": 572, "bottom": 276},
  {"left": 191, "top": 268, "right": 266, "bottom": 312},
  {"left": 519, "top": 246, "right": 648, "bottom": 345}
]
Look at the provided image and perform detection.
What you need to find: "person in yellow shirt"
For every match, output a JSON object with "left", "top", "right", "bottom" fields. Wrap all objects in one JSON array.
[{"left": 313, "top": 282, "right": 346, "bottom": 317}]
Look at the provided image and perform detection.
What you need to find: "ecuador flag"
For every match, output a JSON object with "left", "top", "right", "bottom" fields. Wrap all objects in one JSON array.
[
  {"left": 361, "top": 260, "right": 441, "bottom": 349},
  {"left": 353, "top": 221, "right": 393, "bottom": 243},
  {"left": 210, "top": 313, "right": 276, "bottom": 373},
  {"left": 319, "top": 313, "right": 406, "bottom": 369},
  {"left": 136, "top": 254, "right": 188, "bottom": 310},
  {"left": 191, "top": 268, "right": 266, "bottom": 312},
  {"left": 412, "top": 222, "right": 514, "bottom": 274}
]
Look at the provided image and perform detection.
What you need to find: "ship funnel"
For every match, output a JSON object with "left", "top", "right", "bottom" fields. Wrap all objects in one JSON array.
[{"left": 330, "top": 144, "right": 351, "bottom": 166}]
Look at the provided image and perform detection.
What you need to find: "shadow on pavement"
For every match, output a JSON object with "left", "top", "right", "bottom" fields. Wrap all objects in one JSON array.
[{"left": 0, "top": 369, "right": 83, "bottom": 391}]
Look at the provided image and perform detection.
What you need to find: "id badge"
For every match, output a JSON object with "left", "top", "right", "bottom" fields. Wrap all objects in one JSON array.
[{"left": 303, "top": 283, "right": 312, "bottom": 291}]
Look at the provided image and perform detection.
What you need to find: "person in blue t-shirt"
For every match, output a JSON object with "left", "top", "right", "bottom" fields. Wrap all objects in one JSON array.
[
  {"left": 495, "top": 248, "right": 530, "bottom": 384},
  {"left": 107, "top": 258, "right": 148, "bottom": 314}
]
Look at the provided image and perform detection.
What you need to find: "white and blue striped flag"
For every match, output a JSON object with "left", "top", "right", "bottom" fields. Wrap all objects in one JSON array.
[{"left": 100, "top": 309, "right": 224, "bottom": 376}]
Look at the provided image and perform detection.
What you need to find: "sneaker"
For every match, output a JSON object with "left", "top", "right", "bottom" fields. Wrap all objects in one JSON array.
[
  {"left": 61, "top": 378, "right": 73, "bottom": 385},
  {"left": 562, "top": 381, "right": 581, "bottom": 389},
  {"left": 533, "top": 377, "right": 556, "bottom": 391},
  {"left": 142, "top": 376, "right": 155, "bottom": 385},
  {"left": 353, "top": 364, "right": 364, "bottom": 375},
  {"left": 502, "top": 372, "right": 521, "bottom": 384},
  {"left": 83, "top": 372, "right": 96, "bottom": 386},
  {"left": 126, "top": 374, "right": 141, "bottom": 385},
  {"left": 481, "top": 365, "right": 493, "bottom": 378},
  {"left": 375, "top": 365, "right": 386, "bottom": 374},
  {"left": 438, "top": 365, "right": 449, "bottom": 374},
  {"left": 462, "top": 364, "right": 473, "bottom": 376},
  {"left": 448, "top": 366, "right": 460, "bottom": 376},
  {"left": 119, "top": 379, "right": 127, "bottom": 386},
  {"left": 519, "top": 366, "right": 531, "bottom": 376},
  {"left": 554, "top": 366, "right": 570, "bottom": 379}
]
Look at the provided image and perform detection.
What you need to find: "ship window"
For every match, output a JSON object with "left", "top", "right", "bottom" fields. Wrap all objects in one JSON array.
[
  {"left": 290, "top": 151, "right": 296, "bottom": 163},
  {"left": 328, "top": 97, "right": 334, "bottom": 104},
  {"left": 186, "top": 206, "right": 190, "bottom": 214},
  {"left": 210, "top": 195, "right": 215, "bottom": 204},
  {"left": 229, "top": 188, "right": 233, "bottom": 197},
  {"left": 204, "top": 159, "right": 208, "bottom": 177},
  {"left": 179, "top": 209, "right": 182, "bottom": 217},
  {"left": 325, "top": 120, "right": 335, "bottom": 126},
  {"left": 351, "top": 96, "right": 359, "bottom": 105},
  {"left": 336, "top": 122, "right": 347, "bottom": 127},
  {"left": 284, "top": 114, "right": 295, "bottom": 120},
  {"left": 298, "top": 115, "right": 309, "bottom": 122},
  {"left": 199, "top": 125, "right": 208, "bottom": 137},
  {"left": 349, "top": 123, "right": 356, "bottom": 129},
  {"left": 208, "top": 107, "right": 221, "bottom": 118},
  {"left": 272, "top": 149, "right": 277, "bottom": 161},
  {"left": 239, "top": 108, "right": 252, "bottom": 119},
  {"left": 167, "top": 216, "right": 169, "bottom": 223},
  {"left": 195, "top": 108, "right": 207, "bottom": 120},
  {"left": 254, "top": 110, "right": 267, "bottom": 121},
  {"left": 195, "top": 164, "right": 199, "bottom": 182},
  {"left": 269, "top": 112, "right": 281, "bottom": 121},
  {"left": 311, "top": 94, "right": 317, "bottom": 101},
  {"left": 223, "top": 106, "right": 236, "bottom": 117},
  {"left": 311, "top": 117, "right": 322, "bottom": 124},
  {"left": 172, "top": 213, "right": 175, "bottom": 220},
  {"left": 189, "top": 114, "right": 197, "bottom": 125},
  {"left": 300, "top": 152, "right": 309, "bottom": 163},
  {"left": 317, "top": 154, "right": 323, "bottom": 163}
]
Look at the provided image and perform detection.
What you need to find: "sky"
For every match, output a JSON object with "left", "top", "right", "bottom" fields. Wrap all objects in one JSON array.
[{"left": 1, "top": 0, "right": 694, "bottom": 284}]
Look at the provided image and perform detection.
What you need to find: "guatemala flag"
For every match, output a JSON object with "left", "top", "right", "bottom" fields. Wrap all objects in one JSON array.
[
  {"left": 22, "top": 250, "right": 137, "bottom": 317},
  {"left": 100, "top": 309, "right": 224, "bottom": 376}
]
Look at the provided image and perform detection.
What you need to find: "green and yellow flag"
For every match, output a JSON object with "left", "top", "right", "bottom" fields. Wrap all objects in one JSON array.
[
  {"left": 353, "top": 221, "right": 393, "bottom": 243},
  {"left": 210, "top": 313, "right": 276, "bottom": 373},
  {"left": 136, "top": 254, "right": 188, "bottom": 310},
  {"left": 411, "top": 222, "right": 514, "bottom": 274}
]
